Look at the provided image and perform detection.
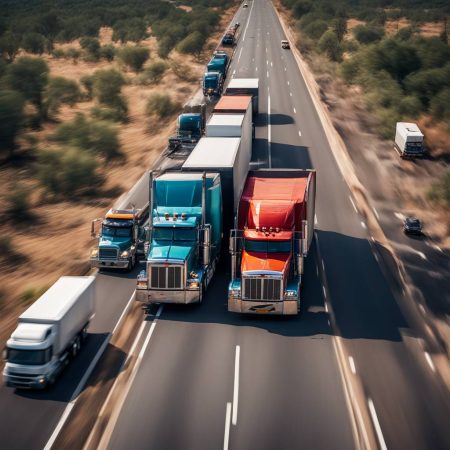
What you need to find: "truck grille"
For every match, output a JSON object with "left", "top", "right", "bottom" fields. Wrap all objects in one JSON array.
[
  {"left": 99, "top": 247, "right": 118, "bottom": 260},
  {"left": 150, "top": 265, "right": 183, "bottom": 289},
  {"left": 243, "top": 277, "right": 282, "bottom": 301}
]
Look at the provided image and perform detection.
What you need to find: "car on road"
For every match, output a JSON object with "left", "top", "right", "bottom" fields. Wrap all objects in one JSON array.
[
  {"left": 281, "top": 40, "right": 290, "bottom": 49},
  {"left": 234, "top": 22, "right": 240, "bottom": 29},
  {"left": 403, "top": 217, "right": 423, "bottom": 235},
  {"left": 243, "top": 3, "right": 248, "bottom": 8}
]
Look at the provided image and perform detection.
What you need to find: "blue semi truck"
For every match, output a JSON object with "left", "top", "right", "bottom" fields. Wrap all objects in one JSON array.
[
  {"left": 202, "top": 71, "right": 224, "bottom": 97},
  {"left": 168, "top": 103, "right": 206, "bottom": 151},
  {"left": 136, "top": 172, "right": 222, "bottom": 304}
]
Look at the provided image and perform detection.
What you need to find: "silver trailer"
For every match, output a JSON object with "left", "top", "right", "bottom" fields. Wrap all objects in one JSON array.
[
  {"left": 3, "top": 276, "right": 95, "bottom": 389},
  {"left": 395, "top": 122, "right": 424, "bottom": 158},
  {"left": 225, "top": 78, "right": 259, "bottom": 114}
]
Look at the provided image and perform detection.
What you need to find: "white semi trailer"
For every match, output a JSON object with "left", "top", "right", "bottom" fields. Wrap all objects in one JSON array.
[{"left": 3, "top": 276, "right": 95, "bottom": 389}]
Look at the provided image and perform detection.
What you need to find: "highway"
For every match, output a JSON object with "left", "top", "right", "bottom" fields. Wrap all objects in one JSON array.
[{"left": 0, "top": 1, "right": 449, "bottom": 449}]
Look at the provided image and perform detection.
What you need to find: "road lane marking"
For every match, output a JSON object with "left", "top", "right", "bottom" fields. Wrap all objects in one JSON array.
[
  {"left": 394, "top": 212, "right": 406, "bottom": 221},
  {"left": 270, "top": 61, "right": 273, "bottom": 67},
  {"left": 241, "top": 0, "right": 254, "bottom": 42},
  {"left": 238, "top": 47, "right": 243, "bottom": 63},
  {"left": 266, "top": 59, "right": 269, "bottom": 65},
  {"left": 44, "top": 291, "right": 137, "bottom": 450},
  {"left": 298, "top": 130, "right": 302, "bottom": 137},
  {"left": 349, "top": 196, "right": 357, "bottom": 213},
  {"left": 284, "top": 66, "right": 287, "bottom": 71},
  {"left": 322, "top": 286, "right": 327, "bottom": 298},
  {"left": 255, "top": 66, "right": 258, "bottom": 71},
  {"left": 293, "top": 107, "right": 296, "bottom": 113},
  {"left": 361, "top": 221, "right": 367, "bottom": 229},
  {"left": 290, "top": 92, "right": 293, "bottom": 97},
  {"left": 418, "top": 251, "right": 427, "bottom": 260},
  {"left": 267, "top": 70, "right": 269, "bottom": 78},
  {"left": 224, "top": 402, "right": 232, "bottom": 450},
  {"left": 424, "top": 352, "right": 436, "bottom": 372},
  {"left": 314, "top": 213, "right": 317, "bottom": 225},
  {"left": 322, "top": 259, "right": 325, "bottom": 271},
  {"left": 368, "top": 398, "right": 388, "bottom": 450},
  {"left": 287, "top": 80, "right": 290, "bottom": 85},
  {"left": 372, "top": 207, "right": 380, "bottom": 220},
  {"left": 232, "top": 69, "right": 236, "bottom": 76},
  {"left": 348, "top": 356, "right": 356, "bottom": 374},
  {"left": 268, "top": 91, "right": 272, "bottom": 168},
  {"left": 232, "top": 345, "right": 240, "bottom": 425},
  {"left": 138, "top": 305, "right": 163, "bottom": 359}
]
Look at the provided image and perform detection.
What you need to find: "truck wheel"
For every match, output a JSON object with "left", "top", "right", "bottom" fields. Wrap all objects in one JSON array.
[
  {"left": 71, "top": 337, "right": 81, "bottom": 358},
  {"left": 126, "top": 257, "right": 134, "bottom": 272}
]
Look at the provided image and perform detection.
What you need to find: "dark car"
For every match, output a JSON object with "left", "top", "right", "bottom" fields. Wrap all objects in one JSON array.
[
  {"left": 403, "top": 217, "right": 423, "bottom": 235},
  {"left": 281, "top": 40, "right": 290, "bottom": 49}
]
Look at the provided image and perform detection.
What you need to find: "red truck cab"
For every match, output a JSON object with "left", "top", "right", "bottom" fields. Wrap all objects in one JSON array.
[{"left": 229, "top": 169, "right": 316, "bottom": 315}]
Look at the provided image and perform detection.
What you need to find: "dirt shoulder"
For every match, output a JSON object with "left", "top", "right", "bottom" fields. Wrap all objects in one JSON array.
[{"left": 0, "top": 4, "right": 239, "bottom": 352}]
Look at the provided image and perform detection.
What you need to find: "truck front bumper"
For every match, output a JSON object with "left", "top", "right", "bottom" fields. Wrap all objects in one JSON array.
[
  {"left": 3, "top": 371, "right": 48, "bottom": 389},
  {"left": 136, "top": 288, "right": 200, "bottom": 304},
  {"left": 228, "top": 298, "right": 298, "bottom": 315},
  {"left": 90, "top": 258, "right": 129, "bottom": 269}
]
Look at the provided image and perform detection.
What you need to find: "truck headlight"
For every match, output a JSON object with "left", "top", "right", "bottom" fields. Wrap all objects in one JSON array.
[
  {"left": 120, "top": 250, "right": 129, "bottom": 258},
  {"left": 90, "top": 248, "right": 99, "bottom": 258},
  {"left": 38, "top": 377, "right": 46, "bottom": 384},
  {"left": 230, "top": 289, "right": 241, "bottom": 298},
  {"left": 137, "top": 280, "right": 147, "bottom": 289},
  {"left": 188, "top": 281, "right": 199, "bottom": 289},
  {"left": 284, "top": 291, "right": 297, "bottom": 299}
]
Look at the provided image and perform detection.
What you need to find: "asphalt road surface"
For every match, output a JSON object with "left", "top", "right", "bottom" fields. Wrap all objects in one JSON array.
[{"left": 0, "top": 1, "right": 448, "bottom": 450}]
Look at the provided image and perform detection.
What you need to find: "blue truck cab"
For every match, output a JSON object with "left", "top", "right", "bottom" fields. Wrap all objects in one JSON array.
[
  {"left": 90, "top": 209, "right": 143, "bottom": 270},
  {"left": 207, "top": 51, "right": 229, "bottom": 77},
  {"left": 202, "top": 71, "right": 224, "bottom": 97},
  {"left": 136, "top": 172, "right": 222, "bottom": 305},
  {"left": 168, "top": 103, "right": 206, "bottom": 151}
]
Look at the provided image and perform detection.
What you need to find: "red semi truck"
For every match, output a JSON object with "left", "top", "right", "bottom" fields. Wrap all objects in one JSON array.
[{"left": 228, "top": 169, "right": 316, "bottom": 315}]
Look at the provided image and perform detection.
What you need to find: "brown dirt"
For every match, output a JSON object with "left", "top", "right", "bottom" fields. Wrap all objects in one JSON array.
[{"left": 0, "top": 3, "right": 239, "bottom": 353}]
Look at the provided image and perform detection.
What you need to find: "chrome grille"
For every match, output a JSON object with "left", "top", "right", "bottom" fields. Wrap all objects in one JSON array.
[
  {"left": 243, "top": 277, "right": 282, "bottom": 301},
  {"left": 99, "top": 247, "right": 118, "bottom": 260},
  {"left": 150, "top": 265, "right": 183, "bottom": 289}
]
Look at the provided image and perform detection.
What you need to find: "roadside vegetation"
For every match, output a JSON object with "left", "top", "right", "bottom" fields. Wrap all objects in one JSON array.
[{"left": 280, "top": 0, "right": 450, "bottom": 139}]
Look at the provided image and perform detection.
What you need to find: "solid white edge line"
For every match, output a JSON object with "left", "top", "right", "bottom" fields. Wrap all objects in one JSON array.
[
  {"left": 268, "top": 91, "right": 271, "bottom": 168},
  {"left": 424, "top": 352, "right": 436, "bottom": 372},
  {"left": 298, "top": 130, "right": 302, "bottom": 136},
  {"left": 368, "top": 398, "right": 388, "bottom": 450},
  {"left": 372, "top": 207, "right": 380, "bottom": 220},
  {"left": 361, "top": 221, "right": 367, "bottom": 229},
  {"left": 293, "top": 107, "right": 296, "bottom": 113},
  {"left": 348, "top": 356, "right": 356, "bottom": 375},
  {"left": 138, "top": 305, "right": 163, "bottom": 360},
  {"left": 349, "top": 196, "right": 357, "bottom": 213},
  {"left": 267, "top": 70, "right": 269, "bottom": 78},
  {"left": 44, "top": 291, "right": 136, "bottom": 450},
  {"left": 224, "top": 402, "right": 232, "bottom": 450},
  {"left": 232, "top": 345, "right": 240, "bottom": 425},
  {"left": 241, "top": 0, "right": 254, "bottom": 42},
  {"left": 314, "top": 213, "right": 317, "bottom": 225}
]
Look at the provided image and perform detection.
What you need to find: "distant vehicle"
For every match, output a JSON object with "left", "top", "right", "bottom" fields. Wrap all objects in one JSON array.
[
  {"left": 234, "top": 22, "right": 240, "bottom": 29},
  {"left": 243, "top": 3, "right": 248, "bottom": 7},
  {"left": 403, "top": 217, "right": 423, "bottom": 235},
  {"left": 281, "top": 40, "right": 290, "bottom": 49},
  {"left": 3, "top": 276, "right": 95, "bottom": 389},
  {"left": 395, "top": 122, "right": 425, "bottom": 158}
]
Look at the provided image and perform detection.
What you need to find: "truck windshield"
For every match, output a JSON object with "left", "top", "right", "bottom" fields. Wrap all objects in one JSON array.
[
  {"left": 102, "top": 226, "right": 132, "bottom": 238},
  {"left": 7, "top": 347, "right": 51, "bottom": 365},
  {"left": 204, "top": 78, "right": 217, "bottom": 88},
  {"left": 153, "top": 227, "right": 197, "bottom": 242},
  {"left": 245, "top": 240, "right": 291, "bottom": 253}
]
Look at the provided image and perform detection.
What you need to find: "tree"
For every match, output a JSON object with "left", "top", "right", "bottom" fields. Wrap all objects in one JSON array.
[
  {"left": 37, "top": 146, "right": 101, "bottom": 196},
  {"left": 99, "top": 44, "right": 115, "bottom": 61},
  {"left": 333, "top": 17, "right": 347, "bottom": 42},
  {"left": 318, "top": 30, "right": 342, "bottom": 62},
  {"left": 5, "top": 57, "right": 49, "bottom": 119},
  {"left": 80, "top": 37, "right": 100, "bottom": 60},
  {"left": 302, "top": 20, "right": 328, "bottom": 40},
  {"left": 92, "top": 69, "right": 125, "bottom": 105},
  {"left": 0, "top": 90, "right": 25, "bottom": 155},
  {"left": 45, "top": 76, "right": 80, "bottom": 115},
  {"left": 117, "top": 46, "right": 150, "bottom": 72},
  {"left": 22, "top": 32, "right": 46, "bottom": 55},
  {"left": 177, "top": 31, "right": 204, "bottom": 58},
  {"left": 112, "top": 18, "right": 147, "bottom": 43},
  {"left": 292, "top": 0, "right": 312, "bottom": 19},
  {"left": 36, "top": 12, "right": 62, "bottom": 45},
  {"left": 430, "top": 87, "right": 450, "bottom": 120},
  {"left": 0, "top": 31, "right": 20, "bottom": 62},
  {"left": 146, "top": 93, "right": 180, "bottom": 118},
  {"left": 142, "top": 61, "right": 168, "bottom": 84}
]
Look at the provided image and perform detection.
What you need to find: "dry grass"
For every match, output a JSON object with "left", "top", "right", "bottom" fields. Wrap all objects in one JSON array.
[{"left": 0, "top": 4, "right": 239, "bottom": 350}]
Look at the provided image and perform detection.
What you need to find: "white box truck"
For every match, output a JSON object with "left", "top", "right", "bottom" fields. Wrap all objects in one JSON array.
[
  {"left": 3, "top": 276, "right": 95, "bottom": 389},
  {"left": 225, "top": 78, "right": 259, "bottom": 114},
  {"left": 182, "top": 137, "right": 250, "bottom": 233},
  {"left": 395, "top": 122, "right": 424, "bottom": 158}
]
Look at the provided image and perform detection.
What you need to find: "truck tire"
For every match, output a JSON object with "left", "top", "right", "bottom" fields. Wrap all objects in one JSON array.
[{"left": 126, "top": 256, "right": 135, "bottom": 272}]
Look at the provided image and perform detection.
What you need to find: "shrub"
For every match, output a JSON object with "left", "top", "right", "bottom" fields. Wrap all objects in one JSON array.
[
  {"left": 92, "top": 68, "right": 126, "bottom": 105},
  {"left": 292, "top": 0, "right": 312, "bottom": 18},
  {"left": 374, "top": 107, "right": 401, "bottom": 139},
  {"left": 99, "top": 44, "right": 115, "bottom": 61},
  {"left": 4, "top": 56, "right": 49, "bottom": 119},
  {"left": 52, "top": 48, "right": 66, "bottom": 59},
  {"left": 141, "top": 61, "right": 169, "bottom": 84},
  {"left": 37, "top": 146, "right": 101, "bottom": 196},
  {"left": 177, "top": 31, "right": 204, "bottom": 57},
  {"left": 91, "top": 96, "right": 128, "bottom": 123},
  {"left": 158, "top": 36, "right": 174, "bottom": 59},
  {"left": 146, "top": 93, "right": 180, "bottom": 118},
  {"left": 340, "top": 57, "right": 360, "bottom": 83},
  {"left": 353, "top": 25, "right": 384, "bottom": 44},
  {"left": 80, "top": 36, "right": 100, "bottom": 60},
  {"left": 112, "top": 18, "right": 147, "bottom": 43},
  {"left": 318, "top": 30, "right": 342, "bottom": 62},
  {"left": 0, "top": 236, "right": 13, "bottom": 255},
  {"left": 398, "top": 95, "right": 423, "bottom": 118},
  {"left": 333, "top": 17, "right": 347, "bottom": 42},
  {"left": 45, "top": 76, "right": 80, "bottom": 115},
  {"left": 20, "top": 286, "right": 48, "bottom": 306},
  {"left": 51, "top": 113, "right": 122, "bottom": 159},
  {"left": 22, "top": 32, "right": 46, "bottom": 55},
  {"left": 80, "top": 74, "right": 94, "bottom": 99},
  {"left": 170, "top": 60, "right": 195, "bottom": 82},
  {"left": 430, "top": 88, "right": 450, "bottom": 121},
  {"left": 0, "top": 31, "right": 20, "bottom": 62},
  {"left": 66, "top": 47, "right": 81, "bottom": 61},
  {"left": 0, "top": 90, "right": 25, "bottom": 154},
  {"left": 302, "top": 20, "right": 328, "bottom": 40},
  {"left": 7, "top": 183, "right": 32, "bottom": 220},
  {"left": 117, "top": 45, "right": 149, "bottom": 72}
]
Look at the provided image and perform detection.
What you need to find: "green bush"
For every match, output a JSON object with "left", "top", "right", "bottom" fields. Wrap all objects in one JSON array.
[
  {"left": 7, "top": 183, "right": 32, "bottom": 220},
  {"left": 146, "top": 93, "right": 180, "bottom": 118},
  {"left": 45, "top": 76, "right": 80, "bottom": 115},
  {"left": 177, "top": 31, "right": 204, "bottom": 57},
  {"left": 80, "top": 74, "right": 94, "bottom": 99},
  {"left": 140, "top": 61, "right": 169, "bottom": 84},
  {"left": 113, "top": 18, "right": 147, "bottom": 43},
  {"left": 398, "top": 95, "right": 423, "bottom": 118},
  {"left": 318, "top": 30, "right": 342, "bottom": 61},
  {"left": 91, "top": 96, "right": 128, "bottom": 123},
  {"left": 92, "top": 68, "right": 126, "bottom": 105},
  {"left": 20, "top": 286, "right": 48, "bottom": 306},
  {"left": 37, "top": 146, "right": 101, "bottom": 196},
  {"left": 292, "top": 0, "right": 313, "bottom": 18},
  {"left": 428, "top": 172, "right": 450, "bottom": 207},
  {"left": 302, "top": 20, "right": 328, "bottom": 40},
  {"left": 0, "top": 236, "right": 13, "bottom": 255},
  {"left": 170, "top": 60, "right": 195, "bottom": 82},
  {"left": 66, "top": 47, "right": 81, "bottom": 61},
  {"left": 374, "top": 107, "right": 401, "bottom": 139},
  {"left": 353, "top": 25, "right": 384, "bottom": 44},
  {"left": 22, "top": 32, "right": 46, "bottom": 55},
  {"left": 99, "top": 44, "right": 115, "bottom": 61},
  {"left": 80, "top": 36, "right": 100, "bottom": 60},
  {"left": 117, "top": 45, "right": 149, "bottom": 72},
  {"left": 51, "top": 113, "right": 123, "bottom": 159},
  {"left": 0, "top": 31, "right": 20, "bottom": 62},
  {"left": 430, "top": 88, "right": 450, "bottom": 121},
  {"left": 0, "top": 90, "right": 25, "bottom": 154},
  {"left": 340, "top": 57, "right": 360, "bottom": 83}
]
